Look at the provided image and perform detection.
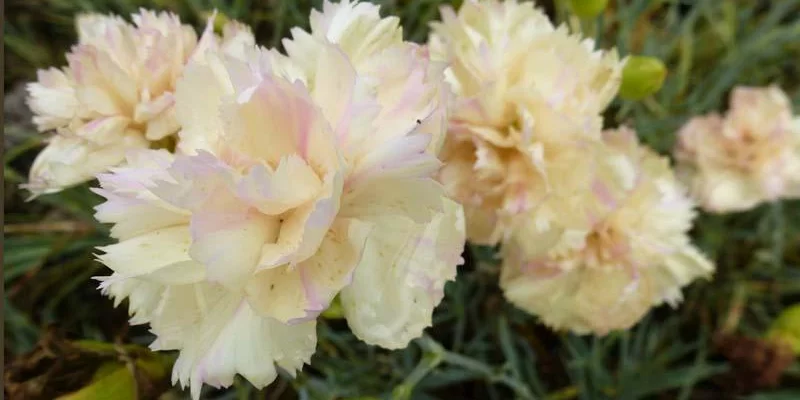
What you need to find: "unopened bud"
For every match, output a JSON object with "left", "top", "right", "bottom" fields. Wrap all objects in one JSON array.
[
  {"left": 619, "top": 56, "right": 667, "bottom": 100},
  {"left": 568, "top": 0, "right": 609, "bottom": 18}
]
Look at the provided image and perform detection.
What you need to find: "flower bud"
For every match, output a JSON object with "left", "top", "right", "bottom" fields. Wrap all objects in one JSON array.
[
  {"left": 569, "top": 0, "right": 609, "bottom": 18},
  {"left": 202, "top": 10, "right": 230, "bottom": 33},
  {"left": 619, "top": 56, "right": 667, "bottom": 100}
]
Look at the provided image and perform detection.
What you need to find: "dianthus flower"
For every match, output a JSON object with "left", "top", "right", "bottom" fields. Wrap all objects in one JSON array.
[
  {"left": 25, "top": 10, "right": 254, "bottom": 196},
  {"left": 93, "top": 2, "right": 465, "bottom": 397},
  {"left": 429, "top": 0, "right": 624, "bottom": 244},
  {"left": 675, "top": 85, "right": 800, "bottom": 212},
  {"left": 501, "top": 127, "right": 714, "bottom": 335}
]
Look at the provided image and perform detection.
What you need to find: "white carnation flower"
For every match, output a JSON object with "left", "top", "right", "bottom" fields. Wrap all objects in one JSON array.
[
  {"left": 430, "top": 0, "right": 625, "bottom": 245},
  {"left": 675, "top": 85, "right": 800, "bottom": 213},
  {"left": 94, "top": 2, "right": 465, "bottom": 397},
  {"left": 24, "top": 10, "right": 254, "bottom": 196},
  {"left": 501, "top": 127, "right": 714, "bottom": 335}
]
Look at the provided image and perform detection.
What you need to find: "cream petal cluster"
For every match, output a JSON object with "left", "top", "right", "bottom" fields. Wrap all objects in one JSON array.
[
  {"left": 430, "top": 0, "right": 624, "bottom": 244},
  {"left": 94, "top": 1, "right": 465, "bottom": 397},
  {"left": 501, "top": 127, "right": 714, "bottom": 335},
  {"left": 675, "top": 85, "right": 800, "bottom": 213},
  {"left": 24, "top": 10, "right": 254, "bottom": 196}
]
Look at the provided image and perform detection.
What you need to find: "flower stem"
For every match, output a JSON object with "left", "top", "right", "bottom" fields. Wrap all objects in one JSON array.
[{"left": 415, "top": 335, "right": 537, "bottom": 399}]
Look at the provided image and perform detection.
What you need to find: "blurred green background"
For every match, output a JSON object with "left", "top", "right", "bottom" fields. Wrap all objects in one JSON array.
[{"left": 4, "top": 0, "right": 800, "bottom": 399}]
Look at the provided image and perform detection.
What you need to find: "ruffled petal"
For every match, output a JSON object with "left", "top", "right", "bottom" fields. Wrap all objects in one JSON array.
[
  {"left": 305, "top": 0, "right": 402, "bottom": 67},
  {"left": 150, "top": 151, "right": 237, "bottom": 212},
  {"left": 501, "top": 262, "right": 652, "bottom": 335},
  {"left": 305, "top": 38, "right": 379, "bottom": 152},
  {"left": 190, "top": 211, "right": 279, "bottom": 290},
  {"left": 175, "top": 54, "right": 235, "bottom": 154},
  {"left": 220, "top": 72, "right": 341, "bottom": 175},
  {"left": 70, "top": 45, "right": 138, "bottom": 115},
  {"left": 98, "top": 274, "right": 164, "bottom": 325},
  {"left": 24, "top": 131, "right": 148, "bottom": 197},
  {"left": 256, "top": 170, "right": 342, "bottom": 268},
  {"left": 166, "top": 290, "right": 316, "bottom": 400},
  {"left": 96, "top": 225, "right": 205, "bottom": 284},
  {"left": 237, "top": 155, "right": 323, "bottom": 215},
  {"left": 71, "top": 115, "right": 131, "bottom": 145},
  {"left": 359, "top": 43, "right": 448, "bottom": 155},
  {"left": 347, "top": 133, "right": 442, "bottom": 186},
  {"left": 26, "top": 68, "right": 78, "bottom": 131},
  {"left": 93, "top": 186, "right": 189, "bottom": 240},
  {"left": 246, "top": 217, "right": 371, "bottom": 323},
  {"left": 341, "top": 199, "right": 464, "bottom": 348},
  {"left": 695, "top": 168, "right": 765, "bottom": 213},
  {"left": 340, "top": 177, "right": 445, "bottom": 223}
]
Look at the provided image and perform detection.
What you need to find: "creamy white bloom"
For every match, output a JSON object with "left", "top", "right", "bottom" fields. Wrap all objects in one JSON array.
[
  {"left": 429, "top": 0, "right": 625, "bottom": 245},
  {"left": 501, "top": 127, "right": 714, "bottom": 335},
  {"left": 94, "top": 2, "right": 465, "bottom": 397},
  {"left": 24, "top": 10, "right": 254, "bottom": 196},
  {"left": 675, "top": 85, "right": 800, "bottom": 212}
]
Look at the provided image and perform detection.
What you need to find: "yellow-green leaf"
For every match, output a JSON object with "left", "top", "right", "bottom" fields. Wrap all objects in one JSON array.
[
  {"left": 137, "top": 354, "right": 172, "bottom": 380},
  {"left": 767, "top": 303, "right": 800, "bottom": 355},
  {"left": 321, "top": 295, "right": 345, "bottom": 319},
  {"left": 56, "top": 364, "right": 136, "bottom": 400}
]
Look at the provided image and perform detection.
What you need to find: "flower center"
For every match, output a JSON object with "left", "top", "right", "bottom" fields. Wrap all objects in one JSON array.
[
  {"left": 719, "top": 131, "right": 787, "bottom": 173},
  {"left": 583, "top": 224, "right": 628, "bottom": 268}
]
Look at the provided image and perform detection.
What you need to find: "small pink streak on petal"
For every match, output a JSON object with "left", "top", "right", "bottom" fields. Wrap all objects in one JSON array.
[
  {"left": 521, "top": 260, "right": 562, "bottom": 279},
  {"left": 514, "top": 188, "right": 528, "bottom": 214},
  {"left": 336, "top": 102, "right": 353, "bottom": 144},
  {"left": 591, "top": 180, "right": 617, "bottom": 209},
  {"left": 299, "top": 265, "right": 324, "bottom": 314},
  {"left": 297, "top": 112, "right": 310, "bottom": 160},
  {"left": 389, "top": 68, "right": 425, "bottom": 116},
  {"left": 84, "top": 117, "right": 108, "bottom": 131}
]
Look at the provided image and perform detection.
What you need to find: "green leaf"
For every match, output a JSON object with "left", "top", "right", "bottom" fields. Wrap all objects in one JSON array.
[
  {"left": 3, "top": 236, "right": 53, "bottom": 283},
  {"left": 767, "top": 303, "right": 800, "bottom": 354},
  {"left": 137, "top": 353, "right": 172, "bottom": 380},
  {"left": 321, "top": 295, "right": 345, "bottom": 319},
  {"left": 56, "top": 363, "right": 136, "bottom": 400}
]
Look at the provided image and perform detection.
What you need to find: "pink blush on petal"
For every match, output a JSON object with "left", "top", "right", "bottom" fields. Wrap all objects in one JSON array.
[{"left": 591, "top": 179, "right": 617, "bottom": 209}]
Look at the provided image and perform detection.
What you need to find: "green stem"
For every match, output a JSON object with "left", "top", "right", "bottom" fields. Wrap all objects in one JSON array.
[
  {"left": 642, "top": 96, "right": 668, "bottom": 118},
  {"left": 393, "top": 337, "right": 444, "bottom": 400},
  {"left": 417, "top": 335, "right": 537, "bottom": 399}
]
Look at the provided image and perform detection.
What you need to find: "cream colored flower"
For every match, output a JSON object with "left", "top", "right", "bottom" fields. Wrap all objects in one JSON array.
[
  {"left": 500, "top": 127, "right": 714, "bottom": 335},
  {"left": 429, "top": 0, "right": 625, "bottom": 245},
  {"left": 24, "top": 10, "right": 254, "bottom": 196},
  {"left": 94, "top": 2, "right": 464, "bottom": 397},
  {"left": 675, "top": 85, "right": 800, "bottom": 212}
]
